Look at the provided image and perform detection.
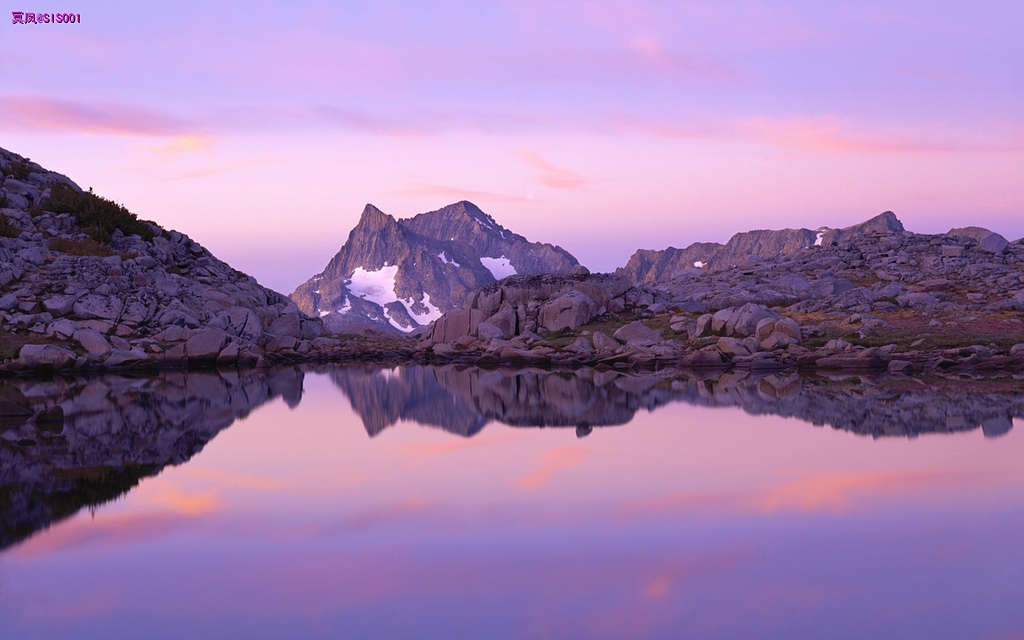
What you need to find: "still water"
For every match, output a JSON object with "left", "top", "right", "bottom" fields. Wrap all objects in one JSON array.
[{"left": 0, "top": 366, "right": 1021, "bottom": 639}]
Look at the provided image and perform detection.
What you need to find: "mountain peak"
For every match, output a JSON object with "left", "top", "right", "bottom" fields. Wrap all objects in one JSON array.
[
  {"left": 357, "top": 203, "right": 398, "bottom": 231},
  {"left": 842, "top": 211, "right": 904, "bottom": 234}
]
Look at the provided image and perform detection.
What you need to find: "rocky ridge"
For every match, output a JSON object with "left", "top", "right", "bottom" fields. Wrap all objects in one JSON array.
[
  {"left": 0, "top": 148, "right": 330, "bottom": 372},
  {"left": 619, "top": 211, "right": 905, "bottom": 283},
  {"left": 290, "top": 200, "right": 580, "bottom": 335},
  {"left": 414, "top": 211, "right": 1024, "bottom": 374}
]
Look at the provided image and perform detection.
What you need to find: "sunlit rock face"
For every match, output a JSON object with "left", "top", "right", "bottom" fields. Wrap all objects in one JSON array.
[{"left": 290, "top": 201, "right": 579, "bottom": 335}]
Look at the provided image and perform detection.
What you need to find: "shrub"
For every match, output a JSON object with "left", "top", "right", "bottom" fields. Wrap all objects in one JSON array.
[
  {"left": 48, "top": 236, "right": 117, "bottom": 258},
  {"left": 0, "top": 213, "right": 19, "bottom": 238},
  {"left": 44, "top": 183, "right": 155, "bottom": 243},
  {"left": 6, "top": 160, "right": 31, "bottom": 180}
]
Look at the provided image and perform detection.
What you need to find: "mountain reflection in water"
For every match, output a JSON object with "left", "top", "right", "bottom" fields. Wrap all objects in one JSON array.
[{"left": 0, "top": 365, "right": 1019, "bottom": 553}]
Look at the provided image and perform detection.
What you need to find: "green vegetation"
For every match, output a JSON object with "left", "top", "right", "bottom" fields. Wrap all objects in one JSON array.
[
  {"left": 48, "top": 236, "right": 117, "bottom": 258},
  {"left": 0, "top": 213, "right": 20, "bottom": 238},
  {"left": 6, "top": 160, "right": 32, "bottom": 180},
  {"left": 43, "top": 183, "right": 155, "bottom": 243}
]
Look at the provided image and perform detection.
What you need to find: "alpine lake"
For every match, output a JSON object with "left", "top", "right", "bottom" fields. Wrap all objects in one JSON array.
[{"left": 0, "top": 365, "right": 1021, "bottom": 640}]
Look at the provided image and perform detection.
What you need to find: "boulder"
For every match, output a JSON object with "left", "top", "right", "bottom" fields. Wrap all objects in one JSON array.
[
  {"left": 431, "top": 308, "right": 485, "bottom": 344},
  {"left": 691, "top": 314, "right": 714, "bottom": 340},
  {"left": 73, "top": 328, "right": 112, "bottom": 355},
  {"left": 539, "top": 290, "right": 598, "bottom": 333},
  {"left": 682, "top": 350, "right": 726, "bottom": 367},
  {"left": 897, "top": 292, "right": 939, "bottom": 308},
  {"left": 760, "top": 332, "right": 798, "bottom": 351},
  {"left": 592, "top": 331, "right": 619, "bottom": 352},
  {"left": 72, "top": 294, "right": 123, "bottom": 321},
  {"left": 18, "top": 344, "right": 75, "bottom": 369},
  {"left": 484, "top": 305, "right": 517, "bottom": 339},
  {"left": 613, "top": 321, "right": 661, "bottom": 345},
  {"left": 185, "top": 328, "right": 229, "bottom": 360},
  {"left": 710, "top": 308, "right": 734, "bottom": 334},
  {"left": 476, "top": 321, "right": 505, "bottom": 341},
  {"left": 566, "top": 336, "right": 594, "bottom": 353},
  {"left": 716, "top": 337, "right": 750, "bottom": 358},
  {"left": 223, "top": 307, "right": 263, "bottom": 341},
  {"left": 727, "top": 304, "right": 780, "bottom": 337},
  {"left": 949, "top": 227, "right": 1009, "bottom": 254},
  {"left": 42, "top": 294, "right": 78, "bottom": 316},
  {"left": 103, "top": 349, "right": 150, "bottom": 367}
]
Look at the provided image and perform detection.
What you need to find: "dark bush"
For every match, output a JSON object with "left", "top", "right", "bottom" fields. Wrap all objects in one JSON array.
[
  {"left": 0, "top": 213, "right": 20, "bottom": 238},
  {"left": 44, "top": 184, "right": 154, "bottom": 243}
]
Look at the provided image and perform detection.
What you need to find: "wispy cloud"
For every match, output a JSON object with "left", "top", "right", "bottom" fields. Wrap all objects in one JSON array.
[
  {"left": 515, "top": 150, "right": 588, "bottom": 189},
  {"left": 393, "top": 183, "right": 535, "bottom": 205},
  {"left": 0, "top": 95, "right": 192, "bottom": 136}
]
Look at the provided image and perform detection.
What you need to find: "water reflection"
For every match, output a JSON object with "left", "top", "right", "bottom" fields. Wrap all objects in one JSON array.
[
  {"left": 0, "top": 365, "right": 1020, "bottom": 553},
  {"left": 0, "top": 369, "right": 302, "bottom": 550},
  {"left": 330, "top": 365, "right": 1019, "bottom": 439}
]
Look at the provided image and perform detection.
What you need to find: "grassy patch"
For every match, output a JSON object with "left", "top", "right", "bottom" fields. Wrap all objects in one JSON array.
[
  {"left": 43, "top": 183, "right": 155, "bottom": 243},
  {"left": 0, "top": 213, "right": 20, "bottom": 238},
  {"left": 6, "top": 160, "right": 32, "bottom": 180},
  {"left": 48, "top": 237, "right": 118, "bottom": 258}
]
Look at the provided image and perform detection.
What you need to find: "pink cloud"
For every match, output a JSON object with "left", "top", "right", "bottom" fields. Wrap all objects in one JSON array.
[
  {"left": 0, "top": 95, "right": 192, "bottom": 136},
  {"left": 738, "top": 116, "right": 960, "bottom": 154},
  {"left": 393, "top": 183, "right": 535, "bottom": 206},
  {"left": 515, "top": 150, "right": 589, "bottom": 189}
]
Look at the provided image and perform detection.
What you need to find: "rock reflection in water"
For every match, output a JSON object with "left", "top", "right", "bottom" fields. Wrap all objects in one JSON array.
[
  {"left": 330, "top": 365, "right": 1022, "bottom": 440},
  {"left": 1, "top": 365, "right": 1019, "bottom": 552},
  {"left": 0, "top": 368, "right": 303, "bottom": 551}
]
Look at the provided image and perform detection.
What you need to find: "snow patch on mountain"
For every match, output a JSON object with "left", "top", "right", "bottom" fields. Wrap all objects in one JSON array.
[
  {"left": 481, "top": 256, "right": 517, "bottom": 280},
  {"left": 437, "top": 251, "right": 460, "bottom": 267},
  {"left": 348, "top": 265, "right": 401, "bottom": 307}
]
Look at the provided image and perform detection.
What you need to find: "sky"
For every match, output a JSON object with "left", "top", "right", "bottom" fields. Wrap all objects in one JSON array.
[{"left": 1, "top": 0, "right": 1022, "bottom": 293}]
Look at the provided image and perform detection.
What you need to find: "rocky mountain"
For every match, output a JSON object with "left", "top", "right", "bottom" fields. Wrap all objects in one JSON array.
[
  {"left": 619, "top": 211, "right": 905, "bottom": 283},
  {"left": 290, "top": 201, "right": 580, "bottom": 334},
  {"left": 0, "top": 147, "right": 328, "bottom": 372}
]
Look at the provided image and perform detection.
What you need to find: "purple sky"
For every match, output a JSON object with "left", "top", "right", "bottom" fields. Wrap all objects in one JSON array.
[{"left": 2, "top": 1, "right": 1022, "bottom": 292}]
